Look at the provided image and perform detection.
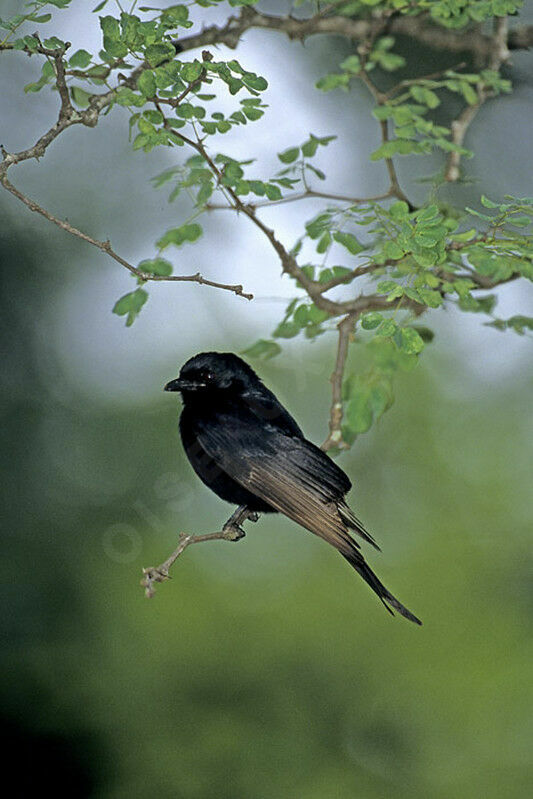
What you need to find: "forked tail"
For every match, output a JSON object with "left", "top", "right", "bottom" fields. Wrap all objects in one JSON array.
[{"left": 342, "top": 549, "right": 422, "bottom": 625}]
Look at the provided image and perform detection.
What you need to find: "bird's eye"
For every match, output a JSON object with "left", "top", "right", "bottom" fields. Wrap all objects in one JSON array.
[{"left": 203, "top": 371, "right": 215, "bottom": 382}]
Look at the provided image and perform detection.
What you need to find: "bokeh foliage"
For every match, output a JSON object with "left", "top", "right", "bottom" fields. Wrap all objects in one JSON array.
[{"left": 1, "top": 227, "right": 532, "bottom": 798}]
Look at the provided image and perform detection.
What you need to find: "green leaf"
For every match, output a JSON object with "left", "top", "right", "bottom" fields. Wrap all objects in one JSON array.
[
  {"left": 345, "top": 393, "right": 373, "bottom": 434},
  {"left": 376, "top": 52, "right": 406, "bottom": 71},
  {"left": 100, "top": 15, "right": 128, "bottom": 58},
  {"left": 294, "top": 305, "right": 310, "bottom": 326},
  {"left": 44, "top": 37, "right": 65, "bottom": 50},
  {"left": 361, "top": 312, "right": 384, "bottom": 330},
  {"left": 143, "top": 109, "right": 164, "bottom": 125},
  {"left": 264, "top": 183, "right": 282, "bottom": 201},
  {"left": 508, "top": 215, "right": 531, "bottom": 228},
  {"left": 450, "top": 228, "right": 477, "bottom": 243},
  {"left": 196, "top": 182, "right": 213, "bottom": 205},
  {"left": 383, "top": 240, "right": 404, "bottom": 260},
  {"left": 417, "top": 288, "right": 443, "bottom": 308},
  {"left": 273, "top": 320, "right": 301, "bottom": 339},
  {"left": 161, "top": 4, "right": 192, "bottom": 27},
  {"left": 370, "top": 139, "right": 423, "bottom": 160},
  {"left": 460, "top": 81, "right": 479, "bottom": 105},
  {"left": 389, "top": 201, "right": 409, "bottom": 220},
  {"left": 397, "top": 327, "right": 424, "bottom": 354},
  {"left": 308, "top": 305, "right": 329, "bottom": 324},
  {"left": 306, "top": 163, "right": 326, "bottom": 181},
  {"left": 417, "top": 204, "right": 440, "bottom": 222},
  {"left": 316, "top": 73, "right": 350, "bottom": 92},
  {"left": 157, "top": 223, "right": 202, "bottom": 249},
  {"left": 480, "top": 194, "right": 499, "bottom": 209},
  {"left": 316, "top": 231, "right": 331, "bottom": 254},
  {"left": 241, "top": 339, "right": 282, "bottom": 360},
  {"left": 69, "top": 49, "right": 92, "bottom": 68},
  {"left": 332, "top": 266, "right": 353, "bottom": 278},
  {"left": 306, "top": 213, "right": 331, "bottom": 239},
  {"left": 145, "top": 42, "right": 176, "bottom": 67},
  {"left": 112, "top": 288, "right": 148, "bottom": 326},
  {"left": 138, "top": 257, "right": 173, "bottom": 276},
  {"left": 302, "top": 138, "right": 319, "bottom": 158},
  {"left": 340, "top": 55, "right": 361, "bottom": 74},
  {"left": 410, "top": 85, "right": 440, "bottom": 108},
  {"left": 216, "top": 120, "right": 232, "bottom": 133},
  {"left": 507, "top": 315, "right": 533, "bottom": 334},
  {"left": 241, "top": 73, "right": 268, "bottom": 91},
  {"left": 248, "top": 180, "right": 266, "bottom": 196},
  {"left": 367, "top": 384, "right": 390, "bottom": 420},
  {"left": 181, "top": 61, "right": 203, "bottom": 82},
  {"left": 138, "top": 70, "right": 156, "bottom": 97},
  {"left": 477, "top": 294, "right": 497, "bottom": 314},
  {"left": 332, "top": 231, "right": 364, "bottom": 255},
  {"left": 278, "top": 147, "right": 300, "bottom": 164},
  {"left": 114, "top": 87, "right": 144, "bottom": 107},
  {"left": 70, "top": 86, "right": 92, "bottom": 108},
  {"left": 377, "top": 280, "right": 399, "bottom": 294},
  {"left": 242, "top": 106, "right": 263, "bottom": 121},
  {"left": 376, "top": 319, "right": 398, "bottom": 337},
  {"left": 301, "top": 134, "right": 335, "bottom": 158},
  {"left": 465, "top": 206, "right": 494, "bottom": 221}
]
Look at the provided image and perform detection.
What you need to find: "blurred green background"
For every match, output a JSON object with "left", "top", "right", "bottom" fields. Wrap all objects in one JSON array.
[{"left": 1, "top": 2, "right": 532, "bottom": 797}]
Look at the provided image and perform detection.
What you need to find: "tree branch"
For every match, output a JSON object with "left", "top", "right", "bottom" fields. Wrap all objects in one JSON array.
[
  {"left": 141, "top": 505, "right": 256, "bottom": 598},
  {"left": 357, "top": 60, "right": 414, "bottom": 208},
  {"left": 0, "top": 9, "right": 523, "bottom": 325},
  {"left": 0, "top": 173, "right": 253, "bottom": 300},
  {"left": 173, "top": 8, "right": 533, "bottom": 58},
  {"left": 445, "top": 16, "right": 510, "bottom": 182},
  {"left": 206, "top": 188, "right": 392, "bottom": 211},
  {"left": 322, "top": 313, "right": 357, "bottom": 451}
]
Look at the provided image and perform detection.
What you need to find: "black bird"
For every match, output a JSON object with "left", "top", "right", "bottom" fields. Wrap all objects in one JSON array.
[{"left": 165, "top": 351, "right": 421, "bottom": 624}]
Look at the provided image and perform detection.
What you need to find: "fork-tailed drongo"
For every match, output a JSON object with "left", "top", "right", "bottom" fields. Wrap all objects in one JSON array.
[{"left": 165, "top": 351, "right": 421, "bottom": 624}]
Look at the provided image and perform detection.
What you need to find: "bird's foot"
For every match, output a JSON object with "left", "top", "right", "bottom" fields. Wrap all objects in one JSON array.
[
  {"left": 222, "top": 524, "right": 246, "bottom": 542},
  {"left": 247, "top": 511, "right": 260, "bottom": 523}
]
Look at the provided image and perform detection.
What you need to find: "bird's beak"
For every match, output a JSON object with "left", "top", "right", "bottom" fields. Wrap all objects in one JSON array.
[{"left": 164, "top": 377, "right": 205, "bottom": 392}]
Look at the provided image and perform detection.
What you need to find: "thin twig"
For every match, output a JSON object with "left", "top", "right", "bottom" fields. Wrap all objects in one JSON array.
[
  {"left": 445, "top": 17, "right": 509, "bottom": 182},
  {"left": 358, "top": 65, "right": 413, "bottom": 208},
  {"left": 317, "top": 264, "right": 379, "bottom": 293},
  {"left": 0, "top": 174, "right": 253, "bottom": 299},
  {"left": 206, "top": 188, "right": 392, "bottom": 211},
  {"left": 141, "top": 506, "right": 255, "bottom": 598},
  {"left": 141, "top": 531, "right": 230, "bottom": 598},
  {"left": 382, "top": 62, "right": 467, "bottom": 101}
]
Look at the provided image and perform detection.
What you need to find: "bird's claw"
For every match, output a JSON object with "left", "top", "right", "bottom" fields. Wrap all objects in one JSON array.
[
  {"left": 247, "top": 511, "right": 259, "bottom": 523},
  {"left": 222, "top": 524, "right": 246, "bottom": 541}
]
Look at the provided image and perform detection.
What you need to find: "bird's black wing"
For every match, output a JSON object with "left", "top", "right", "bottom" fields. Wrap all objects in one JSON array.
[
  {"left": 243, "top": 386, "right": 305, "bottom": 439},
  {"left": 193, "top": 406, "right": 352, "bottom": 527}
]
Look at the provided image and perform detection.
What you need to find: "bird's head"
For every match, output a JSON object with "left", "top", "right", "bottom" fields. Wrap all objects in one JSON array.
[{"left": 164, "top": 352, "right": 261, "bottom": 398}]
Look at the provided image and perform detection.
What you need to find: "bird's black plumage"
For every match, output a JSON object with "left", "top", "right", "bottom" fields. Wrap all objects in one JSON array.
[{"left": 165, "top": 352, "right": 421, "bottom": 625}]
